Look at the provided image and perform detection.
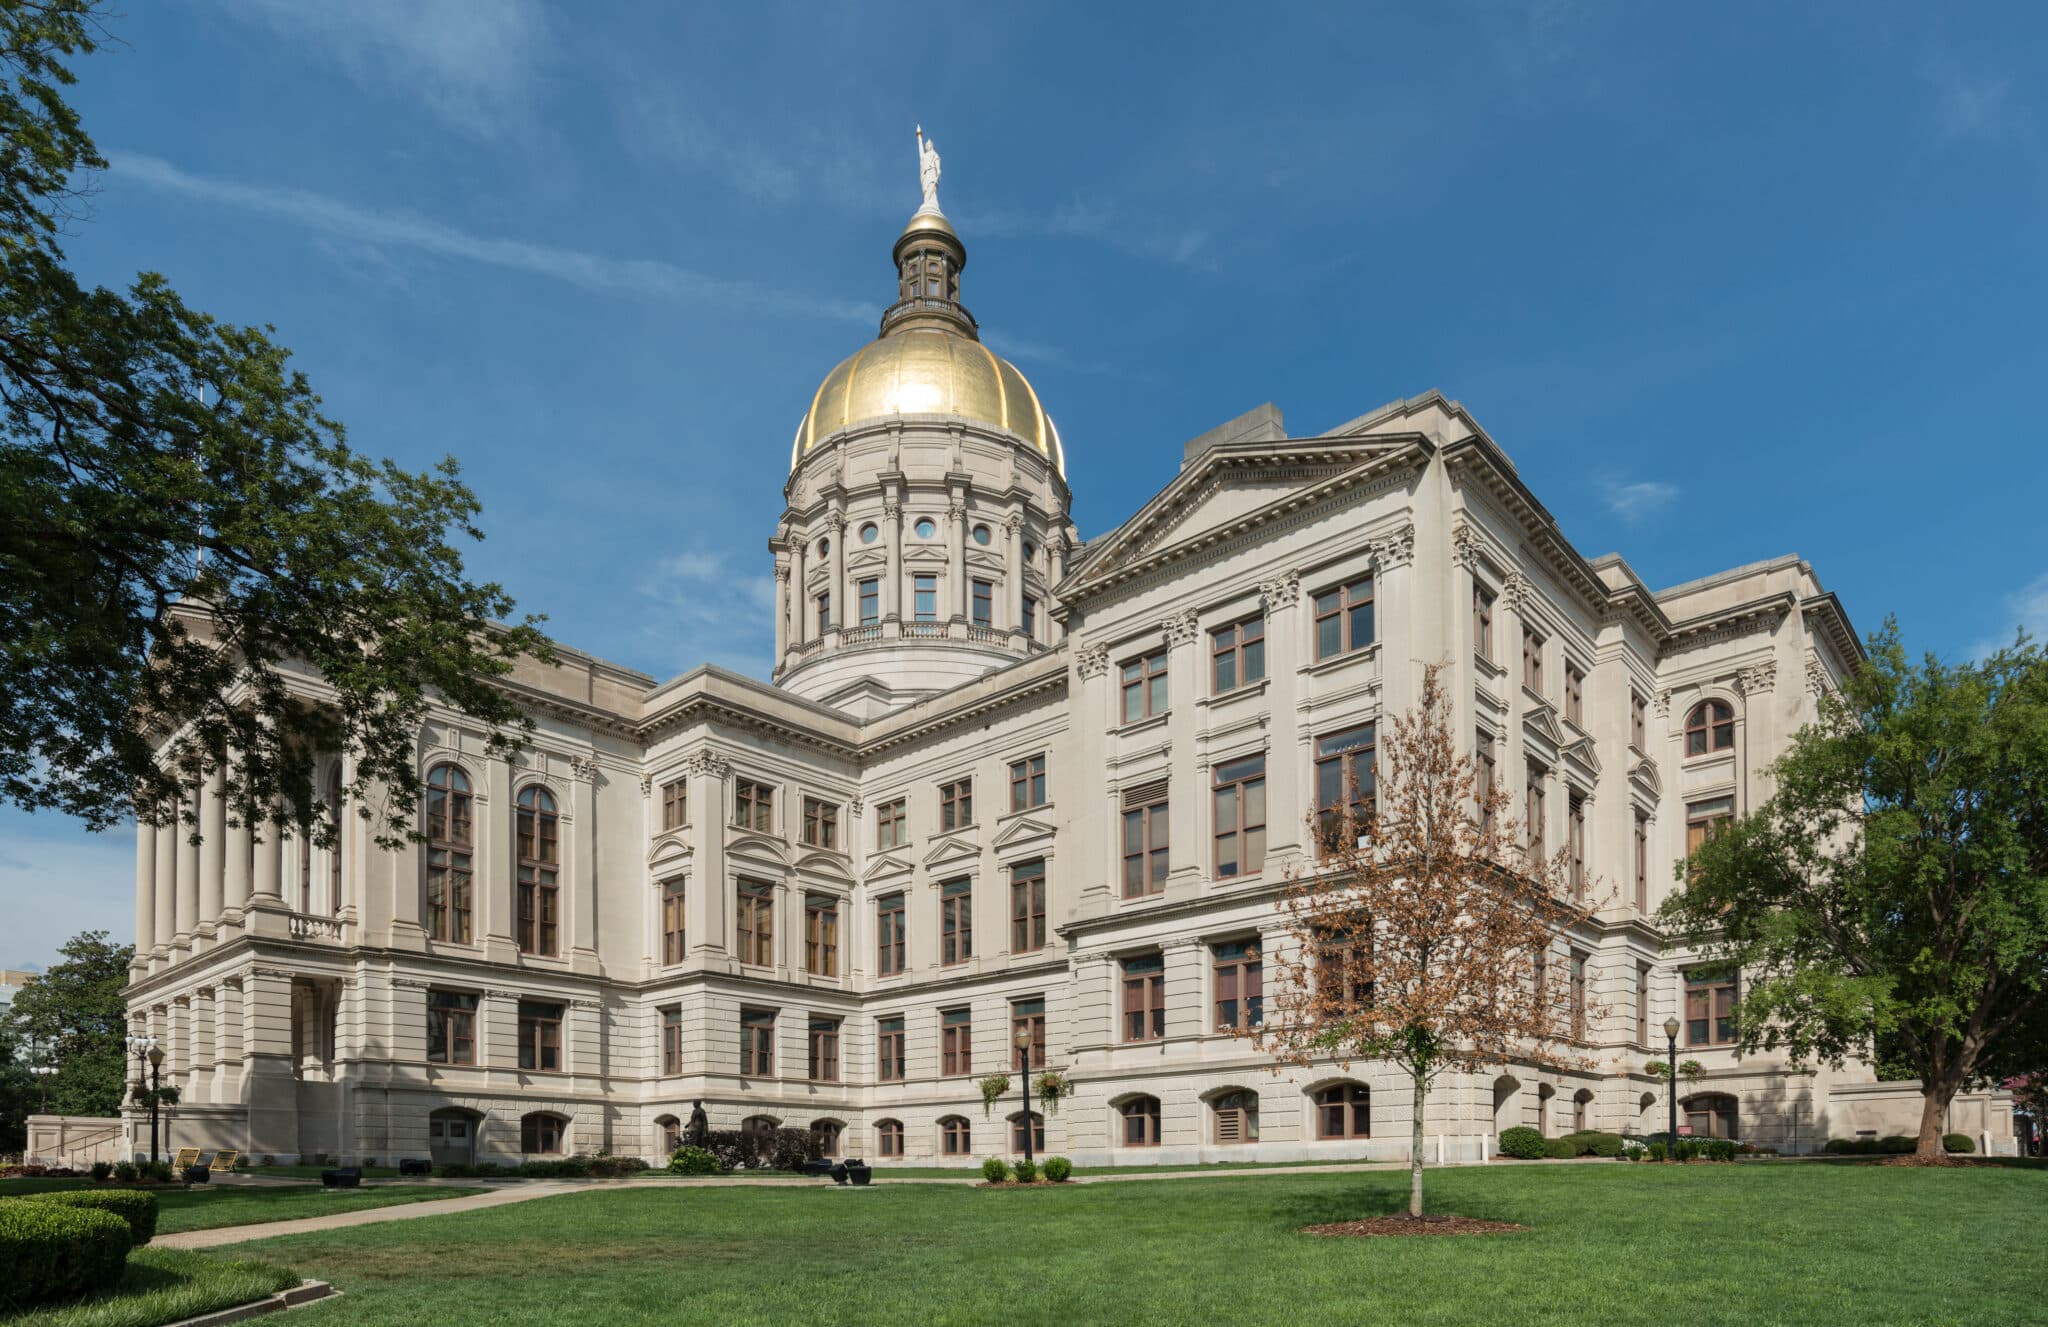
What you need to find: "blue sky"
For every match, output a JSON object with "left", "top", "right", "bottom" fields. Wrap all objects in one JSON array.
[{"left": 4, "top": 0, "right": 2045, "bottom": 968}]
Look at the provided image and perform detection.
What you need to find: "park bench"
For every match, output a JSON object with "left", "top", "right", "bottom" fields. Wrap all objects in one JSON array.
[
  {"left": 397, "top": 1158, "right": 432, "bottom": 1177},
  {"left": 320, "top": 1166, "right": 362, "bottom": 1189}
]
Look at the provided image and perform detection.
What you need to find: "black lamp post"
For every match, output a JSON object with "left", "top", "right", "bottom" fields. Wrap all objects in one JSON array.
[
  {"left": 146, "top": 1044, "right": 165, "bottom": 1165},
  {"left": 1663, "top": 1016, "right": 1681, "bottom": 1158},
  {"left": 1015, "top": 1026, "right": 1035, "bottom": 1169}
]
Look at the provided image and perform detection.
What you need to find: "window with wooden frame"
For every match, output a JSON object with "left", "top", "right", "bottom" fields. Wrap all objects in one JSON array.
[
  {"left": 939, "top": 777, "right": 973, "bottom": 831},
  {"left": 801, "top": 797, "right": 838, "bottom": 849},
  {"left": 1009, "top": 754, "right": 1047, "bottom": 811},
  {"left": 1011, "top": 997, "right": 1046, "bottom": 1070},
  {"left": 520, "top": 1112, "right": 565, "bottom": 1155},
  {"left": 804, "top": 894, "right": 839, "bottom": 977},
  {"left": 876, "top": 1119, "right": 904, "bottom": 1157},
  {"left": 1120, "top": 649, "right": 1168, "bottom": 724},
  {"left": 1314, "top": 726, "right": 1376, "bottom": 853},
  {"left": 1683, "top": 1093, "right": 1739, "bottom": 1139},
  {"left": 1010, "top": 1112, "right": 1045, "bottom": 1154},
  {"left": 1631, "top": 690, "right": 1648, "bottom": 750},
  {"left": 1473, "top": 583, "right": 1497, "bottom": 662},
  {"left": 1525, "top": 762, "right": 1547, "bottom": 857},
  {"left": 1317, "top": 930, "right": 1374, "bottom": 1012},
  {"left": 1686, "top": 796, "right": 1734, "bottom": 859},
  {"left": 1536, "top": 1086, "right": 1552, "bottom": 1136},
  {"left": 815, "top": 591, "right": 831, "bottom": 634},
  {"left": 1685, "top": 968, "right": 1737, "bottom": 1046},
  {"left": 515, "top": 785, "right": 560, "bottom": 956},
  {"left": 913, "top": 573, "right": 938, "bottom": 621},
  {"left": 808, "top": 1016, "right": 840, "bottom": 1082},
  {"left": 875, "top": 798, "right": 906, "bottom": 850},
  {"left": 940, "top": 878, "right": 973, "bottom": 965},
  {"left": 811, "top": 1119, "right": 842, "bottom": 1157},
  {"left": 858, "top": 578, "right": 879, "bottom": 625},
  {"left": 658, "top": 1115, "right": 682, "bottom": 1155},
  {"left": 1211, "top": 616, "right": 1266, "bottom": 693},
  {"left": 1315, "top": 1084, "right": 1370, "bottom": 1140},
  {"left": 1121, "top": 779, "right": 1169, "bottom": 899},
  {"left": 1212, "top": 1091, "right": 1259, "bottom": 1144},
  {"left": 1212, "top": 754, "right": 1267, "bottom": 879},
  {"left": 734, "top": 778, "right": 775, "bottom": 832},
  {"left": 1567, "top": 793, "right": 1587, "bottom": 901},
  {"left": 660, "top": 778, "right": 687, "bottom": 831},
  {"left": 736, "top": 880, "right": 775, "bottom": 967},
  {"left": 1565, "top": 663, "right": 1585, "bottom": 727},
  {"left": 941, "top": 1007, "right": 973, "bottom": 1075},
  {"left": 1684, "top": 700, "right": 1736, "bottom": 756},
  {"left": 877, "top": 1015, "right": 905, "bottom": 1081},
  {"left": 1120, "top": 1096, "right": 1161, "bottom": 1147},
  {"left": 324, "top": 765, "right": 344, "bottom": 915},
  {"left": 1009, "top": 859, "right": 1047, "bottom": 953},
  {"left": 517, "top": 1001, "right": 562, "bottom": 1072},
  {"left": 1313, "top": 576, "right": 1374, "bottom": 660},
  {"left": 940, "top": 1115, "right": 971, "bottom": 1155},
  {"left": 876, "top": 892, "right": 906, "bottom": 976},
  {"left": 661, "top": 1007, "right": 684, "bottom": 1075},
  {"left": 1021, "top": 596, "right": 1038, "bottom": 641},
  {"left": 1572, "top": 1091, "right": 1590, "bottom": 1133},
  {"left": 1476, "top": 731, "right": 1497, "bottom": 832},
  {"left": 1569, "top": 951, "right": 1589, "bottom": 1040},
  {"left": 740, "top": 1007, "right": 775, "bottom": 1076},
  {"left": 1522, "top": 626, "right": 1545, "bottom": 695},
  {"left": 424, "top": 763, "right": 474, "bottom": 944},
  {"left": 1634, "top": 811, "right": 1650, "bottom": 913},
  {"left": 971, "top": 579, "right": 994, "bottom": 627},
  {"left": 1121, "top": 954, "right": 1166, "bottom": 1042},
  {"left": 660, "top": 881, "right": 687, "bottom": 965},
  {"left": 1213, "top": 940, "right": 1264, "bottom": 1030},
  {"left": 426, "top": 990, "right": 477, "bottom": 1065}
]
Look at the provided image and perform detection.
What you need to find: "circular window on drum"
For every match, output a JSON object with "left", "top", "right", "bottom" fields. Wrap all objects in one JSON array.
[
  {"left": 914, "top": 517, "right": 937, "bottom": 539},
  {"left": 972, "top": 524, "right": 992, "bottom": 546},
  {"left": 859, "top": 522, "right": 879, "bottom": 544}
]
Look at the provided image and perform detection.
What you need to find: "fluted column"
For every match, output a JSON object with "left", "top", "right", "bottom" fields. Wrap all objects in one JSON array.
[
  {"left": 790, "top": 538, "right": 808, "bottom": 646},
  {"left": 197, "top": 767, "right": 225, "bottom": 941},
  {"left": 152, "top": 812, "right": 175, "bottom": 960},
  {"left": 570, "top": 757, "right": 599, "bottom": 972},
  {"left": 883, "top": 497, "right": 904, "bottom": 625},
  {"left": 772, "top": 563, "right": 789, "bottom": 661},
  {"left": 223, "top": 775, "right": 252, "bottom": 926},
  {"left": 828, "top": 513, "right": 847, "bottom": 638},
  {"left": 134, "top": 817, "right": 158, "bottom": 965},
  {"left": 947, "top": 498, "right": 966, "bottom": 623},
  {"left": 253, "top": 812, "right": 285, "bottom": 904},
  {"left": 189, "top": 988, "right": 215, "bottom": 1103},
  {"left": 1003, "top": 512, "right": 1023, "bottom": 638},
  {"left": 216, "top": 979, "right": 244, "bottom": 1101},
  {"left": 1050, "top": 537, "right": 1070, "bottom": 643},
  {"left": 173, "top": 789, "right": 199, "bottom": 949}
]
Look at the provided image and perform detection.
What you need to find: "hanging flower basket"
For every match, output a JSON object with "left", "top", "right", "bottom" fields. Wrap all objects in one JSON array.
[
  {"left": 977, "top": 1073, "right": 1011, "bottom": 1118},
  {"left": 1036, "top": 1069, "right": 1072, "bottom": 1117}
]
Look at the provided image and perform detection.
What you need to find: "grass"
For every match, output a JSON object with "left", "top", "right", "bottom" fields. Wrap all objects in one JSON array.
[
  {"left": 223, "top": 1162, "right": 2046, "bottom": 1326},
  {"left": 0, "top": 1179, "right": 489, "bottom": 1234},
  {"left": 629, "top": 1155, "right": 1388, "bottom": 1180},
  {"left": 0, "top": 1248, "right": 299, "bottom": 1327}
]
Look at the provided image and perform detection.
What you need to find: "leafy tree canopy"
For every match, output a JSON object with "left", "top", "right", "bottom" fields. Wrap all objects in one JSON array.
[
  {"left": 0, "top": 0, "right": 549, "bottom": 846},
  {"left": 1, "top": 930, "right": 133, "bottom": 1121}
]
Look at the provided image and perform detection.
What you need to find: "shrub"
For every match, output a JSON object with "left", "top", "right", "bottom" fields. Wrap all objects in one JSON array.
[
  {"left": 439, "top": 1163, "right": 472, "bottom": 1178},
  {"left": 583, "top": 1153, "right": 644, "bottom": 1178},
  {"left": 1702, "top": 1139, "right": 1737, "bottom": 1163},
  {"left": 1496, "top": 1126, "right": 1546, "bottom": 1160},
  {"left": 1943, "top": 1133, "right": 1976, "bottom": 1154},
  {"left": 89, "top": 1162, "right": 113, "bottom": 1182},
  {"left": 1645, "top": 1142, "right": 1668, "bottom": 1162},
  {"left": 981, "top": 1157, "right": 1011, "bottom": 1183},
  {"left": 23, "top": 1190, "right": 158, "bottom": 1245},
  {"left": 668, "top": 1147, "right": 720, "bottom": 1176},
  {"left": 1542, "top": 1137, "right": 1578, "bottom": 1159},
  {"left": 1879, "top": 1135, "right": 1916, "bottom": 1155},
  {"left": 1562, "top": 1131, "right": 1625, "bottom": 1158},
  {"left": 1672, "top": 1139, "right": 1702, "bottom": 1162},
  {"left": 1043, "top": 1156, "right": 1073, "bottom": 1183},
  {"left": 112, "top": 1161, "right": 138, "bottom": 1183},
  {"left": 0, "top": 1199, "right": 131, "bottom": 1309},
  {"left": 1013, "top": 1159, "right": 1038, "bottom": 1183},
  {"left": 1621, "top": 1140, "right": 1648, "bottom": 1162}
]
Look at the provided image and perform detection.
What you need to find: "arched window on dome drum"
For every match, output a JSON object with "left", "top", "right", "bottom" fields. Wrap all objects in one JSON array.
[
  {"left": 424, "top": 764, "right": 473, "bottom": 943},
  {"left": 516, "top": 786, "right": 560, "bottom": 956},
  {"left": 1684, "top": 699, "right": 1736, "bottom": 756}
]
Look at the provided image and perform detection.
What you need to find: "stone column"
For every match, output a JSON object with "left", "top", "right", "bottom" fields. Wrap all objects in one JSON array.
[
  {"left": 153, "top": 811, "right": 176, "bottom": 961},
  {"left": 947, "top": 498, "right": 967, "bottom": 622},
  {"left": 223, "top": 766, "right": 252, "bottom": 927},
  {"left": 217, "top": 979, "right": 245, "bottom": 1102},
  {"left": 197, "top": 766, "right": 226, "bottom": 941},
  {"left": 686, "top": 754, "right": 728, "bottom": 959},
  {"left": 241, "top": 968, "right": 298, "bottom": 1161},
  {"left": 790, "top": 538, "right": 808, "bottom": 647},
  {"left": 174, "top": 789, "right": 199, "bottom": 949},
  {"left": 1050, "top": 536, "right": 1071, "bottom": 643},
  {"left": 883, "top": 497, "right": 904, "bottom": 625},
  {"left": 134, "top": 817, "right": 158, "bottom": 966},
  {"left": 167, "top": 996, "right": 191, "bottom": 1082},
  {"left": 570, "top": 758, "right": 599, "bottom": 973},
  {"left": 1074, "top": 646, "right": 1114, "bottom": 913},
  {"left": 189, "top": 989, "right": 215, "bottom": 1104},
  {"left": 1259, "top": 573, "right": 1304, "bottom": 858},
  {"left": 481, "top": 757, "right": 514, "bottom": 962},
  {"left": 828, "top": 512, "right": 847, "bottom": 638},
  {"left": 772, "top": 563, "right": 789, "bottom": 661},
  {"left": 1003, "top": 512, "right": 1023, "bottom": 639}
]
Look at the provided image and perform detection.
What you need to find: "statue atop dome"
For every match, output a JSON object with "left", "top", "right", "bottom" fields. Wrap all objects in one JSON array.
[{"left": 915, "top": 125, "right": 942, "bottom": 215}]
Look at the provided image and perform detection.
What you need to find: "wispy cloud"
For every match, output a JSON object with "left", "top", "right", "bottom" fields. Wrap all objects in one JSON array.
[
  {"left": 1921, "top": 55, "right": 2027, "bottom": 144},
  {"left": 108, "top": 152, "right": 872, "bottom": 325},
  {"left": 1599, "top": 478, "right": 1679, "bottom": 525},
  {"left": 637, "top": 548, "right": 778, "bottom": 680},
  {"left": 1968, "top": 571, "right": 2048, "bottom": 659},
  {"left": 957, "top": 199, "right": 1216, "bottom": 272},
  {"left": 616, "top": 85, "right": 898, "bottom": 213},
  {"left": 224, "top": 0, "right": 550, "bottom": 139}
]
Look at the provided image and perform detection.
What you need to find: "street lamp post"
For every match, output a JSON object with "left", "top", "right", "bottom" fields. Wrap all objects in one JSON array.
[
  {"left": 146, "top": 1044, "right": 165, "bottom": 1166},
  {"left": 1014, "top": 1026, "right": 1035, "bottom": 1170},
  {"left": 1663, "top": 1016, "right": 1681, "bottom": 1159}
]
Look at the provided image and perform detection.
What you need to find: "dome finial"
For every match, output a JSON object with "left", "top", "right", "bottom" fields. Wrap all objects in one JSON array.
[{"left": 915, "top": 124, "right": 943, "bottom": 216}]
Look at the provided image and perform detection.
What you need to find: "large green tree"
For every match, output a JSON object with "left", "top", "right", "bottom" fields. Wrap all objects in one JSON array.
[
  {"left": 1665, "top": 625, "right": 2048, "bottom": 1156},
  {"left": 0, "top": 0, "right": 547, "bottom": 848},
  {"left": 1, "top": 931, "right": 133, "bottom": 1123}
]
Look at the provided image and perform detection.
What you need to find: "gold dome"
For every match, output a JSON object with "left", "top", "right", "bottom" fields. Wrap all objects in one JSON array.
[{"left": 791, "top": 326, "right": 1064, "bottom": 473}]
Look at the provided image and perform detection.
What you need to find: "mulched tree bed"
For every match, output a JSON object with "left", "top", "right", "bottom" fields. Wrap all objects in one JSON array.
[
  {"left": 1301, "top": 1214, "right": 1528, "bottom": 1238},
  {"left": 973, "top": 1180, "right": 1065, "bottom": 1189}
]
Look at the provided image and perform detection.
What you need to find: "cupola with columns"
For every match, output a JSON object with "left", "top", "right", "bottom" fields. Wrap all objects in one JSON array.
[{"left": 773, "top": 130, "right": 1078, "bottom": 717}]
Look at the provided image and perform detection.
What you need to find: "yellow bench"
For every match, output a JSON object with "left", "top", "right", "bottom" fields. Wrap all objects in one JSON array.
[
  {"left": 172, "top": 1147, "right": 202, "bottom": 1170},
  {"left": 210, "top": 1150, "right": 240, "bottom": 1173}
]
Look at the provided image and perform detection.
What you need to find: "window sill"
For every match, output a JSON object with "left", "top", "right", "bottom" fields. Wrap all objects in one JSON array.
[
  {"left": 1297, "top": 643, "right": 1380, "bottom": 679},
  {"left": 798, "top": 840, "right": 848, "bottom": 856},
  {"left": 1199, "top": 677, "right": 1270, "bottom": 709},
  {"left": 1113, "top": 712, "right": 1171, "bottom": 738},
  {"left": 1522, "top": 685, "right": 1554, "bottom": 712},
  {"left": 1473, "top": 652, "right": 1505, "bottom": 680},
  {"left": 1000, "top": 800, "right": 1052, "bottom": 822}
]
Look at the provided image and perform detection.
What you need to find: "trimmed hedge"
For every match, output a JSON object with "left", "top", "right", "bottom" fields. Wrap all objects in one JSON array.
[
  {"left": 1013, "top": 1159, "right": 1039, "bottom": 1183},
  {"left": 1560, "top": 1131, "right": 1626, "bottom": 1158},
  {"left": 1541, "top": 1137, "right": 1579, "bottom": 1159},
  {"left": 981, "top": 1157, "right": 1011, "bottom": 1182},
  {"left": 0, "top": 1199, "right": 132, "bottom": 1309},
  {"left": 1497, "top": 1126, "right": 1546, "bottom": 1159},
  {"left": 1043, "top": 1156, "right": 1073, "bottom": 1183},
  {"left": 1943, "top": 1132, "right": 1976, "bottom": 1154},
  {"left": 23, "top": 1189, "right": 158, "bottom": 1245}
]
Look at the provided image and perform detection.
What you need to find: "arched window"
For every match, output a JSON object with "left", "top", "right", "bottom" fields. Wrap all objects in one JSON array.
[
  {"left": 1119, "top": 1096, "right": 1161, "bottom": 1147},
  {"left": 1682, "top": 1093, "right": 1740, "bottom": 1140},
  {"left": 1572, "top": 1088, "right": 1593, "bottom": 1134},
  {"left": 656, "top": 1114, "right": 682, "bottom": 1156},
  {"left": 876, "top": 1119, "right": 904, "bottom": 1158},
  {"left": 325, "top": 764, "right": 344, "bottom": 915},
  {"left": 1536, "top": 1084, "right": 1555, "bottom": 1136},
  {"left": 939, "top": 1115, "right": 971, "bottom": 1156},
  {"left": 516, "top": 785, "right": 560, "bottom": 955},
  {"left": 1314, "top": 1083, "right": 1370, "bottom": 1140},
  {"left": 424, "top": 764, "right": 473, "bottom": 943},
  {"left": 1684, "top": 700, "right": 1736, "bottom": 756},
  {"left": 1212, "top": 1091, "right": 1259, "bottom": 1145},
  {"left": 520, "top": 1111, "right": 567, "bottom": 1155},
  {"left": 811, "top": 1119, "right": 843, "bottom": 1158},
  {"left": 1010, "top": 1111, "right": 1045, "bottom": 1154},
  {"left": 741, "top": 1114, "right": 779, "bottom": 1137}
]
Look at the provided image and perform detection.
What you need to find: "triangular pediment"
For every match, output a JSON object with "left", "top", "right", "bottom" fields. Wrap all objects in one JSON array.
[
  {"left": 922, "top": 834, "right": 982, "bottom": 870},
  {"left": 861, "top": 852, "right": 913, "bottom": 884},
  {"left": 1562, "top": 734, "right": 1602, "bottom": 778},
  {"left": 1523, "top": 704, "right": 1565, "bottom": 746},
  {"left": 991, "top": 814, "right": 1056, "bottom": 849}
]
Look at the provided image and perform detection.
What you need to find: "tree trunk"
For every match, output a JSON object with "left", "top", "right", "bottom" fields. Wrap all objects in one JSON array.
[
  {"left": 1917, "top": 1076, "right": 1958, "bottom": 1158},
  {"left": 1409, "top": 1066, "right": 1426, "bottom": 1218}
]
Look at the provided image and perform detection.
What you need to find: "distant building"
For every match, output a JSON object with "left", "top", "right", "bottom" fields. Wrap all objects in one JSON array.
[{"left": 0, "top": 969, "right": 34, "bottom": 1018}]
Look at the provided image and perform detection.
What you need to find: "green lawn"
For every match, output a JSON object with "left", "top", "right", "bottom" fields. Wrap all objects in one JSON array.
[
  {"left": 0, "top": 1180, "right": 488, "bottom": 1234},
  {"left": 220, "top": 1162, "right": 2046, "bottom": 1326},
  {"left": 0, "top": 1249, "right": 298, "bottom": 1327}
]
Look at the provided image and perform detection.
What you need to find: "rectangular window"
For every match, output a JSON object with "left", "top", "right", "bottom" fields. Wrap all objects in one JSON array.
[
  {"left": 940, "top": 878, "right": 973, "bottom": 965},
  {"left": 426, "top": 990, "right": 477, "bottom": 1066},
  {"left": 858, "top": 578, "right": 879, "bottom": 625},
  {"left": 808, "top": 1016, "right": 840, "bottom": 1082},
  {"left": 1009, "top": 754, "right": 1047, "bottom": 811},
  {"left": 941, "top": 1007, "right": 973, "bottom": 1075},
  {"left": 1213, "top": 940, "right": 1264, "bottom": 1030},
  {"left": 735, "top": 778, "right": 774, "bottom": 832},
  {"left": 1211, "top": 616, "right": 1266, "bottom": 693},
  {"left": 939, "top": 777, "right": 973, "bottom": 831},
  {"left": 877, "top": 1015, "right": 905, "bottom": 1081},
  {"left": 1526, "top": 763, "right": 1547, "bottom": 857},
  {"left": 1634, "top": 811, "right": 1650, "bottom": 912},
  {"left": 1021, "top": 596, "right": 1038, "bottom": 641},
  {"left": 1213, "top": 755, "right": 1267, "bottom": 878},
  {"left": 876, "top": 892, "right": 906, "bottom": 976},
  {"left": 1121, "top": 954, "right": 1166, "bottom": 1042},
  {"left": 971, "top": 579, "right": 993, "bottom": 627},
  {"left": 1314, "top": 725, "right": 1377, "bottom": 852},
  {"left": 1011, "top": 997, "right": 1046, "bottom": 1070},
  {"left": 662, "top": 1007, "right": 684, "bottom": 1075},
  {"left": 1313, "top": 577, "right": 1374, "bottom": 660},
  {"left": 736, "top": 880, "right": 775, "bottom": 967},
  {"left": 1476, "top": 732, "right": 1497, "bottom": 832},
  {"left": 1686, "top": 796, "right": 1734, "bottom": 858},
  {"left": 660, "top": 779, "right": 687, "bottom": 831},
  {"left": 801, "top": 797, "right": 838, "bottom": 849},
  {"left": 1569, "top": 951, "right": 1588, "bottom": 1040},
  {"left": 1631, "top": 690, "right": 1648, "bottom": 750},
  {"left": 1317, "top": 931, "right": 1374, "bottom": 1011},
  {"left": 517, "top": 1001, "right": 563, "bottom": 1072},
  {"left": 515, "top": 793, "right": 559, "bottom": 957},
  {"left": 1686, "top": 968, "right": 1737, "bottom": 1046},
  {"left": 1474, "top": 584, "right": 1496, "bottom": 662},
  {"left": 1636, "top": 963, "right": 1652, "bottom": 1047},
  {"left": 740, "top": 1007, "right": 775, "bottom": 1076},
  {"left": 1522, "top": 626, "right": 1544, "bottom": 695},
  {"left": 1121, "top": 794, "right": 1169, "bottom": 898},
  {"left": 875, "top": 798, "right": 906, "bottom": 851},
  {"left": 1120, "top": 649, "right": 1169, "bottom": 723},
  {"left": 816, "top": 592, "right": 831, "bottom": 633},
  {"left": 1009, "top": 858, "right": 1047, "bottom": 952},
  {"left": 913, "top": 573, "right": 938, "bottom": 621},
  {"left": 1565, "top": 664, "right": 1585, "bottom": 726},
  {"left": 804, "top": 894, "right": 839, "bottom": 977},
  {"left": 1568, "top": 794, "right": 1587, "bottom": 901},
  {"left": 661, "top": 881, "right": 686, "bottom": 965}
]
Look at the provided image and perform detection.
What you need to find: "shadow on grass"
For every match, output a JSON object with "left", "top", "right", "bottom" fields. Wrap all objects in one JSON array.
[{"left": 1261, "top": 1177, "right": 1530, "bottom": 1230}]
